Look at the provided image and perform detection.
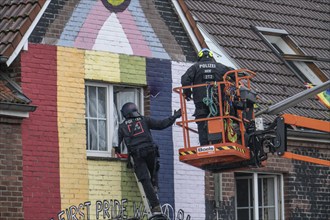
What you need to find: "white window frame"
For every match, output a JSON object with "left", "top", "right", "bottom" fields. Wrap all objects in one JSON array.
[
  {"left": 85, "top": 82, "right": 144, "bottom": 158},
  {"left": 253, "top": 26, "right": 326, "bottom": 86},
  {"left": 262, "top": 35, "right": 322, "bottom": 85},
  {"left": 235, "top": 172, "right": 284, "bottom": 220}
]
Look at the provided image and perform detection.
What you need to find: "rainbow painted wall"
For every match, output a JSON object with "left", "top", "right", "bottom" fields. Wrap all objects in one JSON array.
[
  {"left": 20, "top": 44, "right": 204, "bottom": 219},
  {"left": 19, "top": 0, "right": 205, "bottom": 219}
]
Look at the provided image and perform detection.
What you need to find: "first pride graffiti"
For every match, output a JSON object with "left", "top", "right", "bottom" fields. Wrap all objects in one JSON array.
[{"left": 50, "top": 199, "right": 191, "bottom": 220}]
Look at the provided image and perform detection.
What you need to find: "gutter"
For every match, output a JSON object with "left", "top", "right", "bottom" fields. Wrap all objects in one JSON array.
[{"left": 0, "top": 102, "right": 37, "bottom": 118}]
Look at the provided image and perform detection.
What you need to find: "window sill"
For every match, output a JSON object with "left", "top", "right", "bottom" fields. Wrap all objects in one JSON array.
[{"left": 87, "top": 156, "right": 128, "bottom": 162}]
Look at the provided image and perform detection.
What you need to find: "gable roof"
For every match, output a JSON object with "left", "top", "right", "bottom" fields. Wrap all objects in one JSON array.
[
  {"left": 0, "top": 0, "right": 50, "bottom": 66},
  {"left": 179, "top": 0, "right": 330, "bottom": 122}
]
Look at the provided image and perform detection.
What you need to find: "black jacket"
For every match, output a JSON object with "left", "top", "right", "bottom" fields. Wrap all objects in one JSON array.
[
  {"left": 181, "top": 58, "right": 233, "bottom": 104},
  {"left": 118, "top": 115, "right": 176, "bottom": 152}
]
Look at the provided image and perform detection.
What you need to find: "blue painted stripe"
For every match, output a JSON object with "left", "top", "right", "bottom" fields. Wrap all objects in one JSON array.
[
  {"left": 128, "top": 0, "right": 170, "bottom": 60},
  {"left": 57, "top": 0, "right": 97, "bottom": 47},
  {"left": 146, "top": 58, "right": 174, "bottom": 208}
]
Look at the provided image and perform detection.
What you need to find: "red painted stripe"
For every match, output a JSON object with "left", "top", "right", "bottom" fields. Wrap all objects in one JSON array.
[{"left": 21, "top": 44, "right": 61, "bottom": 219}]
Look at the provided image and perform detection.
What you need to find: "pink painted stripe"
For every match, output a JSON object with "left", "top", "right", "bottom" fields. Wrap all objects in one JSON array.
[
  {"left": 74, "top": 1, "right": 110, "bottom": 49},
  {"left": 117, "top": 9, "right": 152, "bottom": 57}
]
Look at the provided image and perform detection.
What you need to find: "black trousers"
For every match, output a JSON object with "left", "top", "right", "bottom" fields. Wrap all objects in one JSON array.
[
  {"left": 194, "top": 102, "right": 210, "bottom": 146},
  {"left": 196, "top": 114, "right": 209, "bottom": 146},
  {"left": 131, "top": 147, "right": 160, "bottom": 208}
]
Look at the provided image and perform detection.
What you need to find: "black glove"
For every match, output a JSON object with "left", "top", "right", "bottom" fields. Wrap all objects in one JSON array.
[
  {"left": 113, "top": 147, "right": 120, "bottom": 154},
  {"left": 173, "top": 109, "right": 182, "bottom": 119},
  {"left": 183, "top": 89, "right": 192, "bottom": 101}
]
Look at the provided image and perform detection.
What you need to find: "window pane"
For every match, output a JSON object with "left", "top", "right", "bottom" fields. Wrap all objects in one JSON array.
[
  {"left": 85, "top": 87, "right": 88, "bottom": 117},
  {"left": 89, "top": 86, "right": 97, "bottom": 117},
  {"left": 236, "top": 179, "right": 249, "bottom": 207},
  {"left": 89, "top": 119, "right": 97, "bottom": 150},
  {"left": 98, "top": 87, "right": 106, "bottom": 118},
  {"left": 264, "top": 178, "right": 275, "bottom": 206},
  {"left": 258, "top": 178, "right": 262, "bottom": 206},
  {"left": 86, "top": 119, "right": 88, "bottom": 150},
  {"left": 237, "top": 209, "right": 250, "bottom": 220},
  {"left": 265, "top": 207, "right": 275, "bottom": 220},
  {"left": 98, "top": 120, "right": 107, "bottom": 151}
]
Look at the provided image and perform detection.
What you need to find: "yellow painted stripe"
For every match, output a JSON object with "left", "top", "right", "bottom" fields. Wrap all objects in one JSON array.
[{"left": 57, "top": 47, "right": 89, "bottom": 209}]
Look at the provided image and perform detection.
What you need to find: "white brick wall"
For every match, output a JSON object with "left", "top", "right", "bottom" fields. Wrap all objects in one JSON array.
[{"left": 172, "top": 62, "right": 205, "bottom": 219}]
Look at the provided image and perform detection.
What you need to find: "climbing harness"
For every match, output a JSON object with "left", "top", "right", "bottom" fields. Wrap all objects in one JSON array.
[{"left": 223, "top": 83, "right": 238, "bottom": 143}]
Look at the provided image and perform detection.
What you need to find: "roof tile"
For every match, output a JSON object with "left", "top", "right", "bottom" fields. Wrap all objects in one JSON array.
[
  {"left": 185, "top": 0, "right": 330, "bottom": 120},
  {"left": 0, "top": 0, "right": 46, "bottom": 59}
]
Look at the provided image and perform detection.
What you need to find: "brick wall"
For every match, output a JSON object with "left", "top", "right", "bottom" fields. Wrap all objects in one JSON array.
[
  {"left": 152, "top": 0, "right": 198, "bottom": 62},
  {"left": 172, "top": 61, "right": 205, "bottom": 218},
  {"left": 0, "top": 56, "right": 21, "bottom": 84},
  {"left": 285, "top": 145, "right": 329, "bottom": 220},
  {"left": 0, "top": 117, "right": 24, "bottom": 220},
  {"left": 30, "top": 0, "right": 80, "bottom": 44},
  {"left": 57, "top": 46, "right": 89, "bottom": 209},
  {"left": 146, "top": 58, "right": 175, "bottom": 207},
  {"left": 20, "top": 44, "right": 61, "bottom": 219},
  {"left": 206, "top": 141, "right": 329, "bottom": 220}
]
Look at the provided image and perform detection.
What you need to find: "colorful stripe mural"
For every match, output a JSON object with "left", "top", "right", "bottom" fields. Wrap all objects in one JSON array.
[
  {"left": 20, "top": 44, "right": 196, "bottom": 219},
  {"left": 58, "top": 0, "right": 169, "bottom": 60}
]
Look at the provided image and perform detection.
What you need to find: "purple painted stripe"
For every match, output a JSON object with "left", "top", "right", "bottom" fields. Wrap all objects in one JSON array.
[
  {"left": 117, "top": 9, "right": 152, "bottom": 57},
  {"left": 74, "top": 1, "right": 110, "bottom": 49}
]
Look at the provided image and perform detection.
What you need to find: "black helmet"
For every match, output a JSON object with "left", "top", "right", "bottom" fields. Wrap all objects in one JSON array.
[
  {"left": 121, "top": 102, "right": 140, "bottom": 118},
  {"left": 197, "top": 48, "right": 213, "bottom": 60}
]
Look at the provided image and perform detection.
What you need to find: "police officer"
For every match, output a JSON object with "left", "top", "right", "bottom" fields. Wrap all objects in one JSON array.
[
  {"left": 115, "top": 102, "right": 181, "bottom": 215},
  {"left": 181, "top": 48, "right": 234, "bottom": 145}
]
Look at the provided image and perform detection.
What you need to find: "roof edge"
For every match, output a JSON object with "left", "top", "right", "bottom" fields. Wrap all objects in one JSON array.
[
  {"left": 171, "top": 0, "right": 206, "bottom": 52},
  {"left": 6, "top": 0, "right": 51, "bottom": 67}
]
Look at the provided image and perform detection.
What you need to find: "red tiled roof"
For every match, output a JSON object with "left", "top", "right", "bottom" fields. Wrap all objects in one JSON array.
[
  {"left": 183, "top": 0, "right": 330, "bottom": 121},
  {"left": 0, "top": 0, "right": 47, "bottom": 60}
]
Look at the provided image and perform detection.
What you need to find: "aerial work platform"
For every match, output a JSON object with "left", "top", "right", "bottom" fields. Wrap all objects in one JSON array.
[{"left": 173, "top": 69, "right": 330, "bottom": 172}]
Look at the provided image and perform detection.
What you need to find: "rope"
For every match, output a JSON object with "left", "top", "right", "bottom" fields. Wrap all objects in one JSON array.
[{"left": 203, "top": 83, "right": 218, "bottom": 117}]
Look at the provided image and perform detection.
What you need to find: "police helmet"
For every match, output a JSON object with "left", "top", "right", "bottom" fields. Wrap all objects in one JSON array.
[
  {"left": 197, "top": 48, "right": 213, "bottom": 60},
  {"left": 121, "top": 102, "right": 140, "bottom": 118}
]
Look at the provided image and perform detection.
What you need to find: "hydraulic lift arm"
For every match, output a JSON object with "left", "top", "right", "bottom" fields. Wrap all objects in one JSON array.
[
  {"left": 256, "top": 114, "right": 330, "bottom": 167},
  {"left": 280, "top": 114, "right": 330, "bottom": 166}
]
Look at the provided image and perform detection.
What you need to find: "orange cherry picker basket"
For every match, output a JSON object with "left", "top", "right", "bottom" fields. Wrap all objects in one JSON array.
[
  {"left": 173, "top": 69, "right": 330, "bottom": 172},
  {"left": 173, "top": 69, "right": 259, "bottom": 172}
]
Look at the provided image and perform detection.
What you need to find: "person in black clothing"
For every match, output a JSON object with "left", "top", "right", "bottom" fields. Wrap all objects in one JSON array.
[
  {"left": 114, "top": 102, "right": 181, "bottom": 215},
  {"left": 181, "top": 48, "right": 234, "bottom": 146}
]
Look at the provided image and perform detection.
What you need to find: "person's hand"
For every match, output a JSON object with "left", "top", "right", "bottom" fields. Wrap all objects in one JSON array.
[
  {"left": 173, "top": 109, "right": 182, "bottom": 119},
  {"left": 183, "top": 90, "right": 192, "bottom": 101},
  {"left": 113, "top": 146, "right": 120, "bottom": 154}
]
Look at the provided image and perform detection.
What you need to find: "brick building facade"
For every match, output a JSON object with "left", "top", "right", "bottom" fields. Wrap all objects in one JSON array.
[{"left": 0, "top": 0, "right": 329, "bottom": 219}]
